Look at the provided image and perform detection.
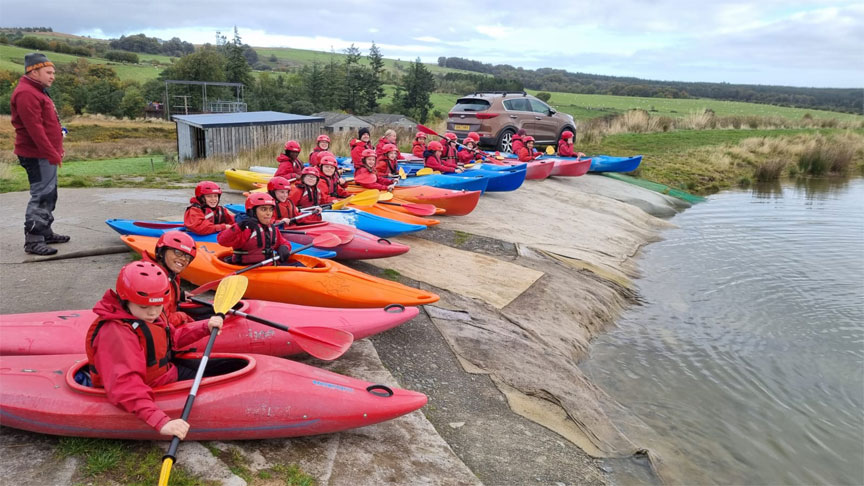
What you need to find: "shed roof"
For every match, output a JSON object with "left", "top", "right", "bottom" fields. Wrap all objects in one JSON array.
[{"left": 173, "top": 111, "right": 324, "bottom": 129}]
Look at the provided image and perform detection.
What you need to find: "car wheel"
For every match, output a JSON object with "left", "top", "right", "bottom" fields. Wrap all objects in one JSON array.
[{"left": 497, "top": 128, "right": 515, "bottom": 153}]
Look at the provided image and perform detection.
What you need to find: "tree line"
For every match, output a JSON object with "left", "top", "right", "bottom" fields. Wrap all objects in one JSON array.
[{"left": 437, "top": 57, "right": 863, "bottom": 114}]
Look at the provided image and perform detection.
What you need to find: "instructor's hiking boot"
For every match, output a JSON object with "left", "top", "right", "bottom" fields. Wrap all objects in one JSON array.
[
  {"left": 44, "top": 233, "right": 71, "bottom": 244},
  {"left": 24, "top": 241, "right": 58, "bottom": 256}
]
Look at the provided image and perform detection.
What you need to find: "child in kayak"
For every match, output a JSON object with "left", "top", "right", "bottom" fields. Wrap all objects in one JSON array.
[
  {"left": 85, "top": 261, "right": 224, "bottom": 440},
  {"left": 356, "top": 149, "right": 397, "bottom": 190},
  {"left": 511, "top": 128, "right": 527, "bottom": 154},
  {"left": 274, "top": 140, "right": 304, "bottom": 179},
  {"left": 441, "top": 133, "right": 459, "bottom": 166},
  {"left": 557, "top": 130, "right": 585, "bottom": 158},
  {"left": 375, "top": 129, "right": 404, "bottom": 160},
  {"left": 457, "top": 136, "right": 483, "bottom": 165},
  {"left": 350, "top": 127, "right": 373, "bottom": 169},
  {"left": 411, "top": 132, "right": 427, "bottom": 158},
  {"left": 319, "top": 155, "right": 350, "bottom": 198},
  {"left": 288, "top": 167, "right": 332, "bottom": 224},
  {"left": 218, "top": 193, "right": 295, "bottom": 265},
  {"left": 517, "top": 136, "right": 541, "bottom": 162},
  {"left": 141, "top": 231, "right": 198, "bottom": 327},
  {"left": 183, "top": 181, "right": 236, "bottom": 235},
  {"left": 266, "top": 176, "right": 303, "bottom": 225},
  {"left": 424, "top": 141, "right": 462, "bottom": 174},
  {"left": 376, "top": 143, "right": 401, "bottom": 178},
  {"left": 308, "top": 134, "right": 331, "bottom": 167}
]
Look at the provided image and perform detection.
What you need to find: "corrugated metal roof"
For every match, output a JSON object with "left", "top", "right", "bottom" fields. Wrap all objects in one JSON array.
[{"left": 173, "top": 111, "right": 324, "bottom": 129}]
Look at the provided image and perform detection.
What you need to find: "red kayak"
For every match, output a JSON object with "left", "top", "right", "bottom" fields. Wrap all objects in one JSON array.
[
  {"left": 484, "top": 158, "right": 554, "bottom": 180},
  {"left": 286, "top": 221, "right": 410, "bottom": 260},
  {"left": 550, "top": 158, "right": 592, "bottom": 177},
  {"left": 0, "top": 353, "right": 427, "bottom": 440},
  {"left": 0, "top": 300, "right": 418, "bottom": 357}
]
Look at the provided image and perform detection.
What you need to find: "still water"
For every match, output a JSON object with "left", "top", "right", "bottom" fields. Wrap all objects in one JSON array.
[{"left": 582, "top": 178, "right": 864, "bottom": 485}]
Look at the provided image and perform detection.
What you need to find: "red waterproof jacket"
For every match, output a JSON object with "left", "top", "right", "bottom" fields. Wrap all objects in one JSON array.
[
  {"left": 558, "top": 140, "right": 576, "bottom": 157},
  {"left": 288, "top": 183, "right": 333, "bottom": 223},
  {"left": 511, "top": 134, "right": 524, "bottom": 155},
  {"left": 441, "top": 143, "right": 459, "bottom": 165},
  {"left": 308, "top": 147, "right": 330, "bottom": 167},
  {"left": 141, "top": 253, "right": 192, "bottom": 328},
  {"left": 350, "top": 139, "right": 372, "bottom": 168},
  {"left": 273, "top": 196, "right": 299, "bottom": 222},
  {"left": 10, "top": 76, "right": 64, "bottom": 165},
  {"left": 320, "top": 172, "right": 350, "bottom": 198},
  {"left": 424, "top": 153, "right": 457, "bottom": 173},
  {"left": 376, "top": 154, "right": 399, "bottom": 178},
  {"left": 183, "top": 198, "right": 235, "bottom": 235},
  {"left": 85, "top": 289, "right": 209, "bottom": 432},
  {"left": 517, "top": 146, "right": 540, "bottom": 162},
  {"left": 411, "top": 141, "right": 426, "bottom": 158},
  {"left": 355, "top": 166, "right": 394, "bottom": 190},
  {"left": 457, "top": 148, "right": 482, "bottom": 164},
  {"left": 217, "top": 220, "right": 291, "bottom": 264},
  {"left": 375, "top": 137, "right": 405, "bottom": 160},
  {"left": 273, "top": 153, "right": 304, "bottom": 179}
]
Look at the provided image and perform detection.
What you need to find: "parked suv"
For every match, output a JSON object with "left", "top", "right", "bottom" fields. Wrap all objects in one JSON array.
[{"left": 446, "top": 91, "right": 576, "bottom": 153}]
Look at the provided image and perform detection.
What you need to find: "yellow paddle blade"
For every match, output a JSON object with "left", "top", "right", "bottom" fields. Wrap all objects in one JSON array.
[
  {"left": 331, "top": 195, "right": 355, "bottom": 210},
  {"left": 545, "top": 145, "right": 555, "bottom": 155},
  {"left": 158, "top": 458, "right": 174, "bottom": 486},
  {"left": 463, "top": 163, "right": 476, "bottom": 168},
  {"left": 398, "top": 167, "right": 407, "bottom": 180},
  {"left": 415, "top": 167, "right": 434, "bottom": 176},
  {"left": 347, "top": 189, "right": 380, "bottom": 207},
  {"left": 377, "top": 192, "right": 394, "bottom": 201},
  {"left": 213, "top": 275, "right": 248, "bottom": 315}
]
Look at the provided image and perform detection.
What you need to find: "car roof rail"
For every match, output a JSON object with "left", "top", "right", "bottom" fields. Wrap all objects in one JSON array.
[{"left": 468, "top": 90, "right": 528, "bottom": 98}]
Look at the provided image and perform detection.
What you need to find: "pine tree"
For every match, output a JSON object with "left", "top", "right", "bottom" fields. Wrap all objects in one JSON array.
[
  {"left": 224, "top": 26, "right": 252, "bottom": 87},
  {"left": 394, "top": 58, "right": 435, "bottom": 123},
  {"left": 364, "top": 42, "right": 385, "bottom": 113}
]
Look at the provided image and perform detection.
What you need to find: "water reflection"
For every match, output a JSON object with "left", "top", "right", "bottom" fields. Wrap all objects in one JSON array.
[{"left": 581, "top": 177, "right": 864, "bottom": 486}]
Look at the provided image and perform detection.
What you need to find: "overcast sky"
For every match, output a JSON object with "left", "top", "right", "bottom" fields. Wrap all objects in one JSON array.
[{"left": 4, "top": 0, "right": 863, "bottom": 88}]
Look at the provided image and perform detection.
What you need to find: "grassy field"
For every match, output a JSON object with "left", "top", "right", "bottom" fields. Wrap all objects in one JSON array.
[
  {"left": 534, "top": 90, "right": 862, "bottom": 122},
  {"left": 0, "top": 44, "right": 163, "bottom": 82}
]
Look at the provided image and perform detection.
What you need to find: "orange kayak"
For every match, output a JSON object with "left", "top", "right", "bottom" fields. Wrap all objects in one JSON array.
[
  {"left": 122, "top": 236, "right": 439, "bottom": 308},
  {"left": 348, "top": 185, "right": 481, "bottom": 216}
]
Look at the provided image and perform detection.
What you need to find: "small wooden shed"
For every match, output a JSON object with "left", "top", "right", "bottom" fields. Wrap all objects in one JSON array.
[{"left": 173, "top": 111, "right": 324, "bottom": 162}]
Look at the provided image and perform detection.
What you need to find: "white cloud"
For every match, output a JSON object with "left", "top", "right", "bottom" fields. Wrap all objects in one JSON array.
[{"left": 414, "top": 36, "right": 442, "bottom": 43}]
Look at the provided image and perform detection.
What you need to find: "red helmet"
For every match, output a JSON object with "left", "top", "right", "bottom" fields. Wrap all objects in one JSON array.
[
  {"left": 444, "top": 132, "right": 457, "bottom": 141},
  {"left": 283, "top": 140, "right": 301, "bottom": 152},
  {"left": 194, "top": 181, "right": 222, "bottom": 198},
  {"left": 463, "top": 138, "right": 476, "bottom": 146},
  {"left": 427, "top": 141, "right": 443, "bottom": 151},
  {"left": 467, "top": 132, "right": 480, "bottom": 142},
  {"left": 523, "top": 136, "right": 535, "bottom": 143},
  {"left": 245, "top": 192, "right": 276, "bottom": 211},
  {"left": 382, "top": 143, "right": 398, "bottom": 154},
  {"left": 301, "top": 166, "right": 321, "bottom": 178},
  {"left": 562, "top": 130, "right": 574, "bottom": 139},
  {"left": 156, "top": 231, "right": 197, "bottom": 259},
  {"left": 361, "top": 148, "right": 377, "bottom": 159},
  {"left": 267, "top": 176, "right": 293, "bottom": 192},
  {"left": 316, "top": 134, "right": 331, "bottom": 144},
  {"left": 319, "top": 155, "right": 338, "bottom": 168},
  {"left": 415, "top": 131, "right": 427, "bottom": 139},
  {"left": 116, "top": 261, "right": 170, "bottom": 306}
]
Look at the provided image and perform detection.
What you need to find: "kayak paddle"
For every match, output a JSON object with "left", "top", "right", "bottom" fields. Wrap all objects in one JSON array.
[
  {"left": 398, "top": 167, "right": 407, "bottom": 180},
  {"left": 187, "top": 296, "right": 353, "bottom": 360},
  {"left": 377, "top": 201, "right": 437, "bottom": 216},
  {"left": 187, "top": 233, "right": 342, "bottom": 296},
  {"left": 332, "top": 189, "right": 379, "bottom": 209},
  {"left": 377, "top": 192, "right": 394, "bottom": 201},
  {"left": 158, "top": 275, "right": 248, "bottom": 486},
  {"left": 416, "top": 123, "right": 503, "bottom": 165}
]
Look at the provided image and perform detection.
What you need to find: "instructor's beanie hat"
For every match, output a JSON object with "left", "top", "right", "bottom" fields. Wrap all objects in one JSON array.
[
  {"left": 25, "top": 53, "right": 53, "bottom": 73},
  {"left": 358, "top": 127, "right": 370, "bottom": 138}
]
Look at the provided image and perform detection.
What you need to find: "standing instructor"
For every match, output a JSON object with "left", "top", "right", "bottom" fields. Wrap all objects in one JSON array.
[{"left": 10, "top": 53, "right": 68, "bottom": 256}]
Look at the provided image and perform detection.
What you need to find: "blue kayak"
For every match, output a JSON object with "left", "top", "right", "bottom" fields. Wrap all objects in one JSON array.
[
  {"left": 104, "top": 219, "right": 338, "bottom": 259},
  {"left": 397, "top": 174, "right": 489, "bottom": 193},
  {"left": 588, "top": 155, "right": 642, "bottom": 173},
  {"left": 224, "top": 205, "right": 424, "bottom": 239},
  {"left": 397, "top": 163, "right": 525, "bottom": 192}
]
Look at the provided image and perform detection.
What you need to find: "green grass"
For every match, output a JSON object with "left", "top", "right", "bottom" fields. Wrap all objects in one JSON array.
[
  {"left": 453, "top": 230, "right": 471, "bottom": 246},
  {"left": 532, "top": 90, "right": 863, "bottom": 122},
  {"left": 56, "top": 437, "right": 213, "bottom": 485},
  {"left": 0, "top": 44, "right": 163, "bottom": 82},
  {"left": 0, "top": 156, "right": 183, "bottom": 193},
  {"left": 382, "top": 268, "right": 402, "bottom": 281}
]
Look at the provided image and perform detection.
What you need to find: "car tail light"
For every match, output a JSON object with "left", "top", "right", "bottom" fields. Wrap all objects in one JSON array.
[{"left": 475, "top": 113, "right": 499, "bottom": 119}]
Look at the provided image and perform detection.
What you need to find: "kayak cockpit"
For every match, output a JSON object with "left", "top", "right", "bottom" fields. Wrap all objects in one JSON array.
[{"left": 66, "top": 353, "right": 256, "bottom": 396}]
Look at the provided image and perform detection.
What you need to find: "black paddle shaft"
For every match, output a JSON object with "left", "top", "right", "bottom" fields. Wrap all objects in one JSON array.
[{"left": 188, "top": 297, "right": 291, "bottom": 333}]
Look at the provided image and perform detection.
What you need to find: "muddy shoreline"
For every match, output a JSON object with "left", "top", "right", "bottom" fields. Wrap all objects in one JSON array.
[{"left": 0, "top": 176, "right": 685, "bottom": 485}]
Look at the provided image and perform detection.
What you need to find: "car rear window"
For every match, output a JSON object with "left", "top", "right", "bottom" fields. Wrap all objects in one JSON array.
[{"left": 453, "top": 99, "right": 491, "bottom": 112}]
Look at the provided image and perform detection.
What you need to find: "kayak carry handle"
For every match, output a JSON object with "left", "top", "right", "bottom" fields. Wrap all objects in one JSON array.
[
  {"left": 366, "top": 384, "right": 394, "bottom": 397},
  {"left": 377, "top": 238, "right": 393, "bottom": 245},
  {"left": 384, "top": 304, "right": 405, "bottom": 313}
]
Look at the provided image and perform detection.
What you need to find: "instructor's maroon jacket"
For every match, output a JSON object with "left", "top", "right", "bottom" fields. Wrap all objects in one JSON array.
[{"left": 10, "top": 75, "right": 64, "bottom": 165}]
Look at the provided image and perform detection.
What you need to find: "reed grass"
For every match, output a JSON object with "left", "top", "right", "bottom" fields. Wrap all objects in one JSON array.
[{"left": 754, "top": 159, "right": 787, "bottom": 182}]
